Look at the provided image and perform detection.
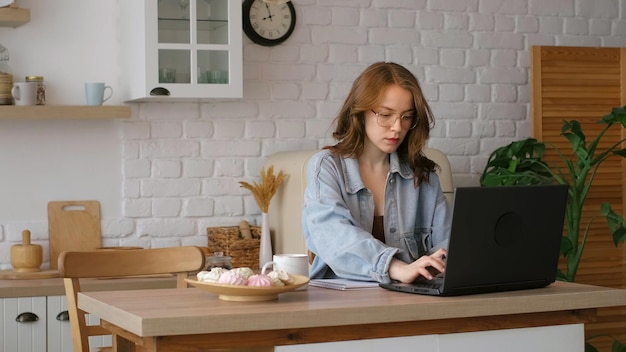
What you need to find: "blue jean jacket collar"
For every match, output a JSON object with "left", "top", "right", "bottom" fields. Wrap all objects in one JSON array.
[{"left": 343, "top": 152, "right": 413, "bottom": 195}]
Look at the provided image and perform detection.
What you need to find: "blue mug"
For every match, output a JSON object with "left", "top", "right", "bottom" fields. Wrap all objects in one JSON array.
[{"left": 85, "top": 82, "right": 113, "bottom": 106}]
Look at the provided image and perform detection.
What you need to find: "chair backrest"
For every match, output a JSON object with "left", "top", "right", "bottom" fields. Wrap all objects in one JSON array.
[
  {"left": 57, "top": 246, "right": 205, "bottom": 352},
  {"left": 264, "top": 148, "right": 454, "bottom": 256}
]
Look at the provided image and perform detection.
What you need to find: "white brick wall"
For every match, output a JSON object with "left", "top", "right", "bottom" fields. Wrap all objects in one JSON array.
[{"left": 1, "top": 0, "right": 625, "bottom": 269}]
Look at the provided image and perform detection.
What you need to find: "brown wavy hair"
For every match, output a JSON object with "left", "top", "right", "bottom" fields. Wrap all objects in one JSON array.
[{"left": 325, "top": 62, "right": 436, "bottom": 186}]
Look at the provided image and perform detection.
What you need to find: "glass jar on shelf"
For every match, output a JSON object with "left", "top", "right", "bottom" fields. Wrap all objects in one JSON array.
[
  {"left": 25, "top": 76, "right": 45, "bottom": 105},
  {"left": 0, "top": 43, "right": 13, "bottom": 105}
]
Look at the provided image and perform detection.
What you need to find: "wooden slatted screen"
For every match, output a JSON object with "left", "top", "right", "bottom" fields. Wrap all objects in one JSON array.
[{"left": 531, "top": 46, "right": 626, "bottom": 351}]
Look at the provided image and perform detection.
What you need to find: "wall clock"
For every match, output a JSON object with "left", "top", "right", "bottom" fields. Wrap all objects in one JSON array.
[{"left": 242, "top": 0, "right": 296, "bottom": 46}]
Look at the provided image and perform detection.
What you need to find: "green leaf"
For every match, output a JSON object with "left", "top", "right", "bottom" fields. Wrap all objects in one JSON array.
[
  {"left": 480, "top": 138, "right": 553, "bottom": 186},
  {"left": 585, "top": 342, "right": 599, "bottom": 352},
  {"left": 602, "top": 106, "right": 626, "bottom": 127},
  {"left": 612, "top": 339, "right": 626, "bottom": 352},
  {"left": 601, "top": 202, "right": 626, "bottom": 246},
  {"left": 562, "top": 120, "right": 591, "bottom": 165},
  {"left": 613, "top": 228, "right": 626, "bottom": 247},
  {"left": 612, "top": 148, "right": 626, "bottom": 158},
  {"left": 560, "top": 236, "right": 574, "bottom": 256}
]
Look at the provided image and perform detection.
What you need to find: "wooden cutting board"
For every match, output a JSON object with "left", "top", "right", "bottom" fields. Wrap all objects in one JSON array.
[{"left": 48, "top": 200, "right": 102, "bottom": 269}]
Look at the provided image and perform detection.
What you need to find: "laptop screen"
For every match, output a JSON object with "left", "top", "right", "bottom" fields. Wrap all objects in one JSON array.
[{"left": 442, "top": 184, "right": 569, "bottom": 295}]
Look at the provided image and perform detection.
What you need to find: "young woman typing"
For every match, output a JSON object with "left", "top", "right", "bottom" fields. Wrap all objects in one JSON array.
[{"left": 302, "top": 62, "right": 451, "bottom": 284}]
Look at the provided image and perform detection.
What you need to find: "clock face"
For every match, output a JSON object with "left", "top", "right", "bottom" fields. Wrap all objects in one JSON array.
[{"left": 242, "top": 0, "right": 296, "bottom": 46}]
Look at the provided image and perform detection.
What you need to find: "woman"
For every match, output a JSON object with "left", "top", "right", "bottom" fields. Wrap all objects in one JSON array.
[{"left": 302, "top": 62, "right": 451, "bottom": 284}]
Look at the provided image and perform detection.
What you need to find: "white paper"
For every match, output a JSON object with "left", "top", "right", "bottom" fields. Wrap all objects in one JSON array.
[{"left": 309, "top": 279, "right": 380, "bottom": 290}]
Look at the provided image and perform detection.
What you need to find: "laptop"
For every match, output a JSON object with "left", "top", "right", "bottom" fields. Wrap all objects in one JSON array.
[{"left": 379, "top": 184, "right": 569, "bottom": 296}]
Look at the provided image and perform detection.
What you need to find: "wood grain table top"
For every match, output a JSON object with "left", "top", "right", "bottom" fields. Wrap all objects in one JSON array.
[{"left": 78, "top": 281, "right": 626, "bottom": 338}]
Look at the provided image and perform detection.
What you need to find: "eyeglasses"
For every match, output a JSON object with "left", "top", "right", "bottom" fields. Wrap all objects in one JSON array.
[{"left": 370, "top": 109, "right": 418, "bottom": 130}]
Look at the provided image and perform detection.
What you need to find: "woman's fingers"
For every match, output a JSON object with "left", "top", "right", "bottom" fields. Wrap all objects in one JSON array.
[
  {"left": 391, "top": 249, "right": 450, "bottom": 282},
  {"left": 413, "top": 250, "right": 447, "bottom": 279},
  {"left": 431, "top": 248, "right": 448, "bottom": 260}
]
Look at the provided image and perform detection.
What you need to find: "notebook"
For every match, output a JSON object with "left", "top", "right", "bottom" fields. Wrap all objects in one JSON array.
[
  {"left": 309, "top": 278, "right": 380, "bottom": 290},
  {"left": 379, "top": 184, "right": 569, "bottom": 296}
]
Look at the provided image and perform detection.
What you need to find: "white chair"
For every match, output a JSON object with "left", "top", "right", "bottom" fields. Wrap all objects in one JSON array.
[{"left": 264, "top": 148, "right": 454, "bottom": 256}]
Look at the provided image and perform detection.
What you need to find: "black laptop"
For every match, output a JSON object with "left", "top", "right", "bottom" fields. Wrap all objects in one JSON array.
[{"left": 380, "top": 184, "right": 569, "bottom": 296}]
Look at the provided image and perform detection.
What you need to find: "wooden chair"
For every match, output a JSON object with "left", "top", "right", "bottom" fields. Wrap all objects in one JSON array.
[{"left": 57, "top": 246, "right": 206, "bottom": 352}]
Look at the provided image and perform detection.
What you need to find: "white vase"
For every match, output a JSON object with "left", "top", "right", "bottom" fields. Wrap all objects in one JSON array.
[{"left": 259, "top": 212, "right": 273, "bottom": 269}]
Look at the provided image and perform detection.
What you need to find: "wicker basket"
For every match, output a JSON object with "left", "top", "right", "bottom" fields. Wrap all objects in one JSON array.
[{"left": 207, "top": 223, "right": 261, "bottom": 269}]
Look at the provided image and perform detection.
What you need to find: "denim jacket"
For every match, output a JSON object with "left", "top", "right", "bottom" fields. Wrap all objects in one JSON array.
[{"left": 302, "top": 149, "right": 452, "bottom": 284}]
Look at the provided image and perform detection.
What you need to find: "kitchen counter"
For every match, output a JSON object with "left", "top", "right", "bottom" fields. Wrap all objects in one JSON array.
[{"left": 0, "top": 275, "right": 177, "bottom": 298}]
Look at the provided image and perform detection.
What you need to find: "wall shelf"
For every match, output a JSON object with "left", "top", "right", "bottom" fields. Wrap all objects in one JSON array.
[
  {"left": 0, "top": 7, "right": 30, "bottom": 28},
  {"left": 0, "top": 105, "right": 131, "bottom": 119}
]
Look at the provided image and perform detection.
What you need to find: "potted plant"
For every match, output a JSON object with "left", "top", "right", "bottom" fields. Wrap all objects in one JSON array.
[{"left": 480, "top": 106, "right": 626, "bottom": 352}]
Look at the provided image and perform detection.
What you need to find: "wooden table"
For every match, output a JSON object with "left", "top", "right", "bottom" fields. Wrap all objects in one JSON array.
[{"left": 77, "top": 281, "right": 626, "bottom": 352}]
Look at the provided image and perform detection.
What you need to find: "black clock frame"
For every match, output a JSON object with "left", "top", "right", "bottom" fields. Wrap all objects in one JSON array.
[{"left": 242, "top": 0, "right": 296, "bottom": 47}]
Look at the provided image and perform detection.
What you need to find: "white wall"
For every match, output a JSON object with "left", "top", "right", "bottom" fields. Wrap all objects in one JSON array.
[
  {"left": 0, "top": 0, "right": 625, "bottom": 269},
  {"left": 0, "top": 0, "right": 125, "bottom": 268},
  {"left": 1, "top": 0, "right": 121, "bottom": 105}
]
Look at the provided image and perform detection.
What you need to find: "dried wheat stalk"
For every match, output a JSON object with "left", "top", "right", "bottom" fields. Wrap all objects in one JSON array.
[{"left": 239, "top": 165, "right": 288, "bottom": 213}]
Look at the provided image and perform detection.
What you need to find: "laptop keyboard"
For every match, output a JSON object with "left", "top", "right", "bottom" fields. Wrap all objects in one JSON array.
[{"left": 414, "top": 274, "right": 444, "bottom": 289}]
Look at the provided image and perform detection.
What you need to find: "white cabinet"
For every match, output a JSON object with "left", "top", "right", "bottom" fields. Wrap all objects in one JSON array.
[
  {"left": 275, "top": 324, "right": 585, "bottom": 352},
  {"left": 1, "top": 295, "right": 109, "bottom": 352},
  {"left": 120, "top": 0, "right": 243, "bottom": 101},
  {"left": 1, "top": 297, "right": 47, "bottom": 352},
  {"left": 46, "top": 295, "right": 73, "bottom": 352}
]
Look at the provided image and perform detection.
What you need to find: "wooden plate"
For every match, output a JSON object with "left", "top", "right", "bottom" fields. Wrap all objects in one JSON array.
[{"left": 185, "top": 275, "right": 310, "bottom": 301}]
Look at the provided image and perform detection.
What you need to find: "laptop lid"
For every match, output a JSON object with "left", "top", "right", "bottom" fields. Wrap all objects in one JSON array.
[{"left": 380, "top": 184, "right": 568, "bottom": 296}]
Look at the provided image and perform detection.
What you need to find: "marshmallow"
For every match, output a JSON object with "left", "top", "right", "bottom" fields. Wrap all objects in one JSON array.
[
  {"left": 197, "top": 267, "right": 228, "bottom": 282},
  {"left": 231, "top": 267, "right": 255, "bottom": 279},
  {"left": 217, "top": 270, "right": 248, "bottom": 285},
  {"left": 247, "top": 274, "right": 272, "bottom": 287}
]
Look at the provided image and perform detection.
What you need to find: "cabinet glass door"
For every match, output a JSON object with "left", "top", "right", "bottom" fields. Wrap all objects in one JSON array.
[{"left": 157, "top": 0, "right": 231, "bottom": 86}]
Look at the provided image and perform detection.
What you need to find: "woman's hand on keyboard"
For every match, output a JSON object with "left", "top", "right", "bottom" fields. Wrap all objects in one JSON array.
[{"left": 389, "top": 248, "right": 447, "bottom": 283}]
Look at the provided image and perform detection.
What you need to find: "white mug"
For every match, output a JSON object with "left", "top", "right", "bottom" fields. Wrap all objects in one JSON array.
[
  {"left": 11, "top": 82, "right": 38, "bottom": 106},
  {"left": 275, "top": 254, "right": 309, "bottom": 275},
  {"left": 265, "top": 252, "right": 308, "bottom": 274},
  {"left": 84, "top": 82, "right": 113, "bottom": 106},
  {"left": 262, "top": 254, "right": 309, "bottom": 290}
]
